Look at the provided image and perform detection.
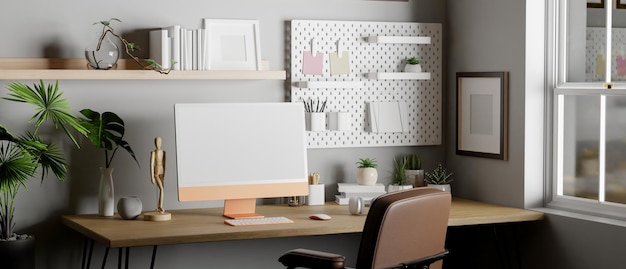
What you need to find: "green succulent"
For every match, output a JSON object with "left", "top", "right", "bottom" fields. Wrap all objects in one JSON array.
[
  {"left": 357, "top": 158, "right": 377, "bottom": 168},
  {"left": 425, "top": 163, "right": 453, "bottom": 185}
]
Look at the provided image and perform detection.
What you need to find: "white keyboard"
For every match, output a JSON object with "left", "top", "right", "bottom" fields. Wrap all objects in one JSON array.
[{"left": 224, "top": 216, "right": 294, "bottom": 226}]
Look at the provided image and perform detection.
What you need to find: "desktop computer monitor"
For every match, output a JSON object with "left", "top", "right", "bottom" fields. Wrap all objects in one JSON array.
[{"left": 174, "top": 102, "right": 309, "bottom": 219}]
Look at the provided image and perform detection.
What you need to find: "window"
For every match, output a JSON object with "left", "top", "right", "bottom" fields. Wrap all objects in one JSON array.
[{"left": 547, "top": 0, "right": 626, "bottom": 219}]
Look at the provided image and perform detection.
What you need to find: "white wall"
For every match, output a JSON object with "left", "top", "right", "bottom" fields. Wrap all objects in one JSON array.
[{"left": 0, "top": 1, "right": 445, "bottom": 268}]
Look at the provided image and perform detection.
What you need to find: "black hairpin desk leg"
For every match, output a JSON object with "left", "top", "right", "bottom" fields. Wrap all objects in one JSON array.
[{"left": 150, "top": 245, "right": 158, "bottom": 269}]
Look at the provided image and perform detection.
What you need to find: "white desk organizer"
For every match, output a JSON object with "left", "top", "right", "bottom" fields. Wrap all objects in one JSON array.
[{"left": 290, "top": 20, "right": 442, "bottom": 148}]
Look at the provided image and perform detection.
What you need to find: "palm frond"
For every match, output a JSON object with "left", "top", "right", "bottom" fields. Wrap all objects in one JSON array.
[
  {"left": 0, "top": 143, "right": 36, "bottom": 192},
  {"left": 4, "top": 80, "right": 88, "bottom": 148}
]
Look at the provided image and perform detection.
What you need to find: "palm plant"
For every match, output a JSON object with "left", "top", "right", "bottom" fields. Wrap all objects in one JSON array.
[{"left": 0, "top": 80, "right": 87, "bottom": 239}]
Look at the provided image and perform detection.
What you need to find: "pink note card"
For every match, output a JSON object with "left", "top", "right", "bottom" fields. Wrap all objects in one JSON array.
[
  {"left": 303, "top": 51, "right": 323, "bottom": 75},
  {"left": 617, "top": 56, "right": 626, "bottom": 77}
]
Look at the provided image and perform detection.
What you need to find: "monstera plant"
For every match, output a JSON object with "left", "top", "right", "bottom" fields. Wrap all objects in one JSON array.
[
  {"left": 78, "top": 109, "right": 138, "bottom": 217},
  {"left": 78, "top": 109, "right": 139, "bottom": 168}
]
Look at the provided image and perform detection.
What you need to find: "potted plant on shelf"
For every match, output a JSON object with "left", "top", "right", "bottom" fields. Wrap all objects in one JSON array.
[
  {"left": 388, "top": 157, "right": 414, "bottom": 192},
  {"left": 403, "top": 57, "right": 422, "bottom": 73},
  {"left": 0, "top": 80, "right": 87, "bottom": 269},
  {"left": 87, "top": 18, "right": 174, "bottom": 74},
  {"left": 356, "top": 158, "right": 378, "bottom": 185},
  {"left": 78, "top": 109, "right": 139, "bottom": 217},
  {"left": 404, "top": 154, "right": 424, "bottom": 187},
  {"left": 425, "top": 163, "right": 453, "bottom": 192}
]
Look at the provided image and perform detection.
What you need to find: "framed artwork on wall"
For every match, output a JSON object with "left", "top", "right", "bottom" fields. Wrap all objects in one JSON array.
[
  {"left": 587, "top": 0, "right": 604, "bottom": 8},
  {"left": 456, "top": 72, "right": 509, "bottom": 160},
  {"left": 203, "top": 19, "right": 261, "bottom": 70},
  {"left": 618, "top": 0, "right": 626, "bottom": 9}
]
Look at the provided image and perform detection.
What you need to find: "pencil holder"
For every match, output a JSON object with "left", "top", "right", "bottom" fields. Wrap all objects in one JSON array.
[
  {"left": 307, "top": 184, "right": 325, "bottom": 206},
  {"left": 306, "top": 112, "right": 326, "bottom": 132}
]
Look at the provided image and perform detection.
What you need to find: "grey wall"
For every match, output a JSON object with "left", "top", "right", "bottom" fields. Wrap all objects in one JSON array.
[
  {"left": 445, "top": 0, "right": 525, "bottom": 208},
  {"left": 0, "top": 0, "right": 446, "bottom": 268},
  {"left": 446, "top": 0, "right": 626, "bottom": 268}
]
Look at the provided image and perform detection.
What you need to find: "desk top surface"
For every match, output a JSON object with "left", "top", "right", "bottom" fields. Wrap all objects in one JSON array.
[{"left": 62, "top": 198, "right": 543, "bottom": 248}]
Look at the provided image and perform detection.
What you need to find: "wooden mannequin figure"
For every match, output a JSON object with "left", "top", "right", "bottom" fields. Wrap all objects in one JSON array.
[{"left": 144, "top": 136, "right": 171, "bottom": 221}]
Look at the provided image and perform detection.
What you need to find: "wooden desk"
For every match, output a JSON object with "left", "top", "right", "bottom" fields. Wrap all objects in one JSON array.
[{"left": 62, "top": 198, "right": 543, "bottom": 248}]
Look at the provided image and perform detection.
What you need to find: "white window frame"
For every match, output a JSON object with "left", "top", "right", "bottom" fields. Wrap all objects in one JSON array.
[{"left": 546, "top": 0, "right": 626, "bottom": 220}]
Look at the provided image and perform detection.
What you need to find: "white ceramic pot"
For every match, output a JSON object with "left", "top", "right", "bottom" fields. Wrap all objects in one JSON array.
[
  {"left": 427, "top": 184, "right": 451, "bottom": 193},
  {"left": 356, "top": 168, "right": 378, "bottom": 185},
  {"left": 117, "top": 196, "right": 143, "bottom": 220},
  {"left": 404, "top": 64, "right": 422, "bottom": 73}
]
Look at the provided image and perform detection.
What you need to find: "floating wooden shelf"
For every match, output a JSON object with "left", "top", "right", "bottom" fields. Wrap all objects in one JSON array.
[{"left": 0, "top": 58, "right": 286, "bottom": 80}]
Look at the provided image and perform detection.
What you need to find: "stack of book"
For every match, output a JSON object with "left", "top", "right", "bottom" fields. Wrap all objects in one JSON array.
[
  {"left": 149, "top": 25, "right": 207, "bottom": 71},
  {"left": 335, "top": 183, "right": 386, "bottom": 205}
]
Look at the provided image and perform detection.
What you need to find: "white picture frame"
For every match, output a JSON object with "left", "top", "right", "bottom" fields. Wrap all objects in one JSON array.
[{"left": 202, "top": 19, "right": 261, "bottom": 70}]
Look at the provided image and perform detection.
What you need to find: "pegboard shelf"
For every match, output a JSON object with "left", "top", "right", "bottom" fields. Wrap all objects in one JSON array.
[
  {"left": 294, "top": 81, "right": 364, "bottom": 88},
  {"left": 366, "top": 36, "right": 431, "bottom": 44},
  {"left": 290, "top": 20, "right": 442, "bottom": 148},
  {"left": 367, "top": 72, "right": 431, "bottom": 80}
]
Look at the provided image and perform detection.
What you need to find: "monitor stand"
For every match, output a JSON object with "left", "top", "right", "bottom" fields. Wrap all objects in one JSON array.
[{"left": 223, "top": 198, "right": 264, "bottom": 219}]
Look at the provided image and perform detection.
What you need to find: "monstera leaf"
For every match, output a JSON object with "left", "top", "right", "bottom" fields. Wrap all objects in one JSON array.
[{"left": 79, "top": 109, "right": 138, "bottom": 168}]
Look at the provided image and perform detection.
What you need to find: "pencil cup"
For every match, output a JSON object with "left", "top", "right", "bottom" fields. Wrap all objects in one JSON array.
[
  {"left": 329, "top": 112, "right": 351, "bottom": 131},
  {"left": 307, "top": 112, "right": 326, "bottom": 132},
  {"left": 307, "top": 184, "right": 325, "bottom": 206}
]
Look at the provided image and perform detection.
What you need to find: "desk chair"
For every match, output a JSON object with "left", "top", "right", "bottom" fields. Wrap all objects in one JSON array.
[{"left": 279, "top": 187, "right": 451, "bottom": 269}]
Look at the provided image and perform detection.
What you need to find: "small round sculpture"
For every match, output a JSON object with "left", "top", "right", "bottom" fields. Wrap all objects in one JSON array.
[{"left": 117, "top": 196, "right": 142, "bottom": 220}]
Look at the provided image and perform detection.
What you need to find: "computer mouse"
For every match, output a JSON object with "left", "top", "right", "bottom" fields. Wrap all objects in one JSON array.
[{"left": 309, "top": 213, "right": 332, "bottom": 220}]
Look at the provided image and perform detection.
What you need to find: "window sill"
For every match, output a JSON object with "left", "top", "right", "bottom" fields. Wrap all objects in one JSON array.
[{"left": 530, "top": 207, "right": 626, "bottom": 228}]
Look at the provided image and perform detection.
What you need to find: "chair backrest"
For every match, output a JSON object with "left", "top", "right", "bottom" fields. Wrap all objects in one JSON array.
[{"left": 355, "top": 187, "right": 451, "bottom": 269}]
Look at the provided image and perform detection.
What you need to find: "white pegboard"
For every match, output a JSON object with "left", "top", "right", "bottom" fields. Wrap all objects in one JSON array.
[{"left": 289, "top": 20, "right": 442, "bottom": 148}]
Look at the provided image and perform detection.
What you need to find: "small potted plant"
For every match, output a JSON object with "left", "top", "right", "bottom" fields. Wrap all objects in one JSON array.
[
  {"left": 78, "top": 109, "right": 139, "bottom": 217},
  {"left": 403, "top": 57, "right": 422, "bottom": 73},
  {"left": 404, "top": 154, "right": 424, "bottom": 187},
  {"left": 389, "top": 157, "right": 414, "bottom": 192},
  {"left": 425, "top": 163, "right": 453, "bottom": 192},
  {"left": 356, "top": 158, "right": 378, "bottom": 185}
]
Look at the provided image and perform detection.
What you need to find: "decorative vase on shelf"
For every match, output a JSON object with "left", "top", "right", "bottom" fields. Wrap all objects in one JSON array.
[
  {"left": 99, "top": 167, "right": 115, "bottom": 217},
  {"left": 85, "top": 34, "right": 119, "bottom": 70}
]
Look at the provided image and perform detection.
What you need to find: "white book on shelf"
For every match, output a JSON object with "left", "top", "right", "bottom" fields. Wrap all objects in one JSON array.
[
  {"left": 184, "top": 29, "right": 193, "bottom": 70},
  {"left": 337, "top": 183, "right": 386, "bottom": 193},
  {"left": 149, "top": 29, "right": 171, "bottom": 69},
  {"left": 191, "top": 29, "right": 198, "bottom": 70},
  {"left": 164, "top": 25, "right": 181, "bottom": 70},
  {"left": 201, "top": 28, "right": 209, "bottom": 70}
]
